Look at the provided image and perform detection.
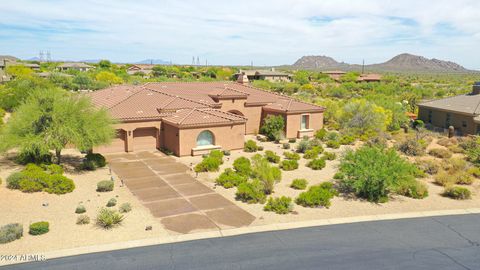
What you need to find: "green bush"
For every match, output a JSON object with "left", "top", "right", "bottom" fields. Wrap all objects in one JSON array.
[
  {"left": 290, "top": 178, "right": 308, "bottom": 190},
  {"left": 97, "top": 180, "right": 114, "bottom": 192},
  {"left": 326, "top": 140, "right": 340, "bottom": 149},
  {"left": 43, "top": 164, "right": 64, "bottom": 175},
  {"left": 216, "top": 168, "right": 247, "bottom": 188},
  {"left": 8, "top": 164, "right": 75, "bottom": 194},
  {"left": 0, "top": 223, "right": 23, "bottom": 244},
  {"left": 233, "top": 157, "right": 252, "bottom": 176},
  {"left": 395, "top": 181, "right": 429, "bottom": 199},
  {"left": 303, "top": 146, "right": 323, "bottom": 159},
  {"left": 264, "top": 196, "right": 293, "bottom": 214},
  {"left": 106, "top": 198, "right": 117, "bottom": 207},
  {"left": 443, "top": 186, "right": 471, "bottom": 200},
  {"left": 283, "top": 151, "right": 300, "bottom": 160},
  {"left": 264, "top": 150, "right": 280, "bottom": 163},
  {"left": 339, "top": 135, "right": 355, "bottom": 145},
  {"left": 119, "top": 203, "right": 132, "bottom": 213},
  {"left": 194, "top": 156, "right": 222, "bottom": 172},
  {"left": 415, "top": 159, "right": 439, "bottom": 175},
  {"left": 6, "top": 172, "right": 23, "bottom": 189},
  {"left": 258, "top": 146, "right": 264, "bottom": 151},
  {"left": 76, "top": 215, "right": 90, "bottom": 225},
  {"left": 208, "top": 150, "right": 224, "bottom": 162},
  {"left": 322, "top": 152, "right": 336, "bottom": 161},
  {"left": 251, "top": 155, "right": 282, "bottom": 194},
  {"left": 29, "top": 221, "right": 49, "bottom": 235},
  {"left": 314, "top": 128, "right": 327, "bottom": 140},
  {"left": 44, "top": 174, "right": 75, "bottom": 194},
  {"left": 295, "top": 182, "right": 338, "bottom": 208},
  {"left": 288, "top": 138, "right": 297, "bottom": 143},
  {"left": 282, "top": 143, "right": 291, "bottom": 149},
  {"left": 280, "top": 159, "right": 299, "bottom": 171},
  {"left": 96, "top": 208, "right": 124, "bottom": 229},
  {"left": 223, "top": 150, "right": 231, "bottom": 156},
  {"left": 79, "top": 159, "right": 96, "bottom": 171},
  {"left": 236, "top": 180, "right": 266, "bottom": 204},
  {"left": 397, "top": 139, "right": 426, "bottom": 156},
  {"left": 244, "top": 140, "right": 258, "bottom": 152},
  {"left": 75, "top": 205, "right": 86, "bottom": 214},
  {"left": 435, "top": 171, "right": 474, "bottom": 186},
  {"left": 468, "top": 167, "right": 480, "bottom": 178},
  {"left": 337, "top": 145, "right": 421, "bottom": 202},
  {"left": 85, "top": 153, "right": 107, "bottom": 168},
  {"left": 428, "top": 148, "right": 452, "bottom": 159},
  {"left": 296, "top": 139, "right": 311, "bottom": 153},
  {"left": 307, "top": 158, "right": 326, "bottom": 170},
  {"left": 259, "top": 115, "right": 285, "bottom": 141}
]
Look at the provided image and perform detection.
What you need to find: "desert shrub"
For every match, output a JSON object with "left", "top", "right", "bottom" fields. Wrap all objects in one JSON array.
[
  {"left": 339, "top": 135, "right": 355, "bottom": 145},
  {"left": 455, "top": 172, "right": 474, "bottom": 185},
  {"left": 443, "top": 186, "right": 471, "bottom": 200},
  {"left": 326, "top": 131, "right": 340, "bottom": 141},
  {"left": 97, "top": 180, "right": 114, "bottom": 192},
  {"left": 296, "top": 139, "right": 311, "bottom": 153},
  {"left": 307, "top": 158, "right": 326, "bottom": 170},
  {"left": 290, "top": 178, "right": 308, "bottom": 190},
  {"left": 434, "top": 170, "right": 473, "bottom": 186},
  {"left": 326, "top": 140, "right": 340, "bottom": 149},
  {"left": 194, "top": 156, "right": 221, "bottom": 172},
  {"left": 428, "top": 148, "right": 452, "bottom": 159},
  {"left": 282, "top": 143, "right": 290, "bottom": 149},
  {"left": 259, "top": 115, "right": 285, "bottom": 141},
  {"left": 415, "top": 159, "right": 439, "bottom": 175},
  {"left": 468, "top": 167, "right": 480, "bottom": 178},
  {"left": 448, "top": 144, "right": 464, "bottom": 154},
  {"left": 29, "top": 221, "right": 49, "bottom": 235},
  {"left": 333, "top": 172, "right": 344, "bottom": 180},
  {"left": 264, "top": 196, "right": 293, "bottom": 214},
  {"left": 303, "top": 146, "right": 323, "bottom": 159},
  {"left": 322, "top": 152, "right": 336, "bottom": 161},
  {"left": 434, "top": 171, "right": 454, "bottom": 186},
  {"left": 106, "top": 198, "right": 117, "bottom": 207},
  {"left": 295, "top": 182, "right": 338, "bottom": 208},
  {"left": 0, "top": 223, "right": 23, "bottom": 244},
  {"left": 223, "top": 150, "right": 231, "bottom": 156},
  {"left": 79, "top": 160, "right": 96, "bottom": 171},
  {"left": 119, "top": 203, "right": 132, "bottom": 213},
  {"left": 395, "top": 181, "right": 429, "bottom": 199},
  {"left": 208, "top": 150, "right": 224, "bottom": 162},
  {"left": 6, "top": 172, "right": 24, "bottom": 189},
  {"left": 236, "top": 180, "right": 266, "bottom": 204},
  {"left": 437, "top": 138, "right": 453, "bottom": 147},
  {"left": 85, "top": 153, "right": 107, "bottom": 168},
  {"left": 258, "top": 146, "right": 264, "bottom": 151},
  {"left": 244, "top": 140, "right": 258, "bottom": 152},
  {"left": 446, "top": 158, "right": 468, "bottom": 173},
  {"left": 288, "top": 138, "right": 297, "bottom": 143},
  {"left": 314, "top": 128, "right": 327, "bottom": 140},
  {"left": 216, "top": 168, "right": 247, "bottom": 188},
  {"left": 44, "top": 174, "right": 75, "bottom": 194},
  {"left": 76, "top": 215, "right": 90, "bottom": 225},
  {"left": 264, "top": 150, "right": 280, "bottom": 163},
  {"left": 337, "top": 145, "right": 421, "bottom": 202},
  {"left": 0, "top": 177, "right": 2, "bottom": 185},
  {"left": 283, "top": 151, "right": 300, "bottom": 160},
  {"left": 251, "top": 155, "right": 282, "bottom": 194},
  {"left": 233, "top": 157, "right": 252, "bottom": 176},
  {"left": 75, "top": 205, "right": 86, "bottom": 214},
  {"left": 43, "top": 164, "right": 64, "bottom": 175},
  {"left": 280, "top": 159, "right": 299, "bottom": 171},
  {"left": 397, "top": 139, "right": 426, "bottom": 156},
  {"left": 96, "top": 208, "right": 124, "bottom": 229}
]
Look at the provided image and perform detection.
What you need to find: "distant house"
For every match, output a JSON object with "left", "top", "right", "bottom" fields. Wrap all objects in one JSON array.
[
  {"left": 418, "top": 82, "right": 480, "bottom": 135},
  {"left": 57, "top": 62, "right": 93, "bottom": 72},
  {"left": 126, "top": 64, "right": 155, "bottom": 75},
  {"left": 357, "top": 73, "right": 381, "bottom": 83},
  {"left": 23, "top": 63, "right": 41, "bottom": 71},
  {"left": 322, "top": 70, "right": 346, "bottom": 81},
  {"left": 234, "top": 68, "right": 291, "bottom": 82}
]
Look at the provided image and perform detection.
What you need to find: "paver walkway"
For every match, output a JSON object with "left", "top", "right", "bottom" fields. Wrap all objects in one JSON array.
[{"left": 105, "top": 151, "right": 255, "bottom": 234}]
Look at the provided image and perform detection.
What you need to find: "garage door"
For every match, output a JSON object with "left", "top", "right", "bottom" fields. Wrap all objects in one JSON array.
[
  {"left": 133, "top": 128, "right": 158, "bottom": 151},
  {"left": 96, "top": 129, "right": 126, "bottom": 153}
]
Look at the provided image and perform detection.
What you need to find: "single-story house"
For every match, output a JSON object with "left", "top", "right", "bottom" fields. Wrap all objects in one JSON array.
[
  {"left": 57, "top": 62, "right": 94, "bottom": 72},
  {"left": 126, "top": 64, "right": 155, "bottom": 75},
  {"left": 357, "top": 73, "right": 381, "bottom": 83},
  {"left": 234, "top": 68, "right": 292, "bottom": 82},
  {"left": 90, "top": 80, "right": 325, "bottom": 156},
  {"left": 322, "top": 70, "right": 346, "bottom": 81},
  {"left": 418, "top": 82, "right": 480, "bottom": 135}
]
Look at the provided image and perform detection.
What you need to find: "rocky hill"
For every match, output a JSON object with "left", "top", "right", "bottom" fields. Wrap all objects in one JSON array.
[{"left": 291, "top": 53, "right": 472, "bottom": 72}]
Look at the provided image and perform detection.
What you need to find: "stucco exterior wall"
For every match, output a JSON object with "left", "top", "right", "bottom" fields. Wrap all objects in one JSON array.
[
  {"left": 219, "top": 99, "right": 263, "bottom": 134},
  {"left": 285, "top": 112, "right": 324, "bottom": 138},
  {"left": 177, "top": 124, "right": 245, "bottom": 156},
  {"left": 418, "top": 107, "right": 475, "bottom": 135},
  {"left": 162, "top": 123, "right": 180, "bottom": 156}
]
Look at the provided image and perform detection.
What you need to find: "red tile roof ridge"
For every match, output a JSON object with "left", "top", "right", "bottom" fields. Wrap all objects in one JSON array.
[
  {"left": 106, "top": 86, "right": 145, "bottom": 111},
  {"left": 199, "top": 108, "right": 247, "bottom": 121},
  {"left": 142, "top": 84, "right": 213, "bottom": 108},
  {"left": 177, "top": 108, "right": 198, "bottom": 125}
]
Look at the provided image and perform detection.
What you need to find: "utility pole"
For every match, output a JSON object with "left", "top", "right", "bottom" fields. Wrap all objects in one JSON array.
[{"left": 362, "top": 59, "right": 365, "bottom": 74}]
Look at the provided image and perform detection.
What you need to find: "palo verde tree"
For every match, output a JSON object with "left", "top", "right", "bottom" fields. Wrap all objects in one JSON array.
[{"left": 0, "top": 87, "right": 115, "bottom": 164}]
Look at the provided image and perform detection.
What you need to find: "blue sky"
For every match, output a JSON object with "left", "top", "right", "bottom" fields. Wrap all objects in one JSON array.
[{"left": 1, "top": 0, "right": 479, "bottom": 69}]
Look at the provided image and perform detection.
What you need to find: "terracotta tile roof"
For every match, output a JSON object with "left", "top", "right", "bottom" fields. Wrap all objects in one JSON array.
[
  {"left": 357, "top": 73, "right": 382, "bottom": 81},
  {"left": 89, "top": 82, "right": 324, "bottom": 122},
  {"left": 162, "top": 108, "right": 246, "bottom": 127}
]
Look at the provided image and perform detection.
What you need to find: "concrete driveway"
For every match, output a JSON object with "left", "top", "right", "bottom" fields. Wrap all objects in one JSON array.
[{"left": 105, "top": 151, "right": 255, "bottom": 234}]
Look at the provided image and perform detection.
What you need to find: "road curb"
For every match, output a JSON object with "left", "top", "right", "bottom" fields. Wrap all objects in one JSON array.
[{"left": 2, "top": 208, "right": 479, "bottom": 266}]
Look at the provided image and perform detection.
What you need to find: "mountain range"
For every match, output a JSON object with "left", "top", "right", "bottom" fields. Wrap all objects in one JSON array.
[{"left": 292, "top": 53, "right": 474, "bottom": 72}]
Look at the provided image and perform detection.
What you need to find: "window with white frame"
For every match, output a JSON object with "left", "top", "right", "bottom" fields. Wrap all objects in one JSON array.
[{"left": 300, "top": 114, "right": 309, "bottom": 130}]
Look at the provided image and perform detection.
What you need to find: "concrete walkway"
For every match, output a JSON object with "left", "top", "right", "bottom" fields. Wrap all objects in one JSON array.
[{"left": 106, "top": 151, "right": 255, "bottom": 234}]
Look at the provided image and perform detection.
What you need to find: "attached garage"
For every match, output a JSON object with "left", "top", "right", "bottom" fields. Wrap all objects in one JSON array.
[
  {"left": 95, "top": 129, "right": 126, "bottom": 153},
  {"left": 133, "top": 127, "right": 158, "bottom": 151}
]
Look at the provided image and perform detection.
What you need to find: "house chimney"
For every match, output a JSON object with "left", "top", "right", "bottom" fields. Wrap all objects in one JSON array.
[
  {"left": 473, "top": 82, "right": 480, "bottom": 95},
  {"left": 237, "top": 72, "right": 249, "bottom": 85}
]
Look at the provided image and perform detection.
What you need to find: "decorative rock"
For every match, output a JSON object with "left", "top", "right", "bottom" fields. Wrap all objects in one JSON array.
[
  {"left": 279, "top": 139, "right": 289, "bottom": 144},
  {"left": 145, "top": 225, "right": 152, "bottom": 231},
  {"left": 42, "top": 202, "right": 49, "bottom": 207}
]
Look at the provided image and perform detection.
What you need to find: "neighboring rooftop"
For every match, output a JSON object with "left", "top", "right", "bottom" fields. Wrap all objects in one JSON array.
[
  {"left": 58, "top": 62, "right": 93, "bottom": 68},
  {"left": 419, "top": 93, "right": 480, "bottom": 115}
]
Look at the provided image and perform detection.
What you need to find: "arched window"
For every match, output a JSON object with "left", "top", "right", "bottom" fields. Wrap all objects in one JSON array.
[{"left": 197, "top": 130, "right": 214, "bottom": 146}]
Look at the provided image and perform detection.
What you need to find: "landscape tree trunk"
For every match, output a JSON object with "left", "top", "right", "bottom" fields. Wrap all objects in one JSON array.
[{"left": 55, "top": 149, "right": 62, "bottom": 164}]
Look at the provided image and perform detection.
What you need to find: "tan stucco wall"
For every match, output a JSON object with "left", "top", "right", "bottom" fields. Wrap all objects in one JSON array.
[
  {"left": 162, "top": 123, "right": 180, "bottom": 155},
  {"left": 177, "top": 124, "right": 245, "bottom": 156},
  {"left": 285, "top": 112, "right": 324, "bottom": 138},
  {"left": 418, "top": 107, "right": 475, "bottom": 135},
  {"left": 112, "top": 121, "right": 161, "bottom": 152},
  {"left": 219, "top": 99, "right": 263, "bottom": 134}
]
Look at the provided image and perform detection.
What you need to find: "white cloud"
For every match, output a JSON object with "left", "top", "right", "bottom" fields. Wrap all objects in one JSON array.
[{"left": 1, "top": 0, "right": 479, "bottom": 68}]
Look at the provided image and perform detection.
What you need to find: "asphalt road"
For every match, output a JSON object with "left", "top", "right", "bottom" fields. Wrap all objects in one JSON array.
[{"left": 3, "top": 214, "right": 480, "bottom": 270}]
